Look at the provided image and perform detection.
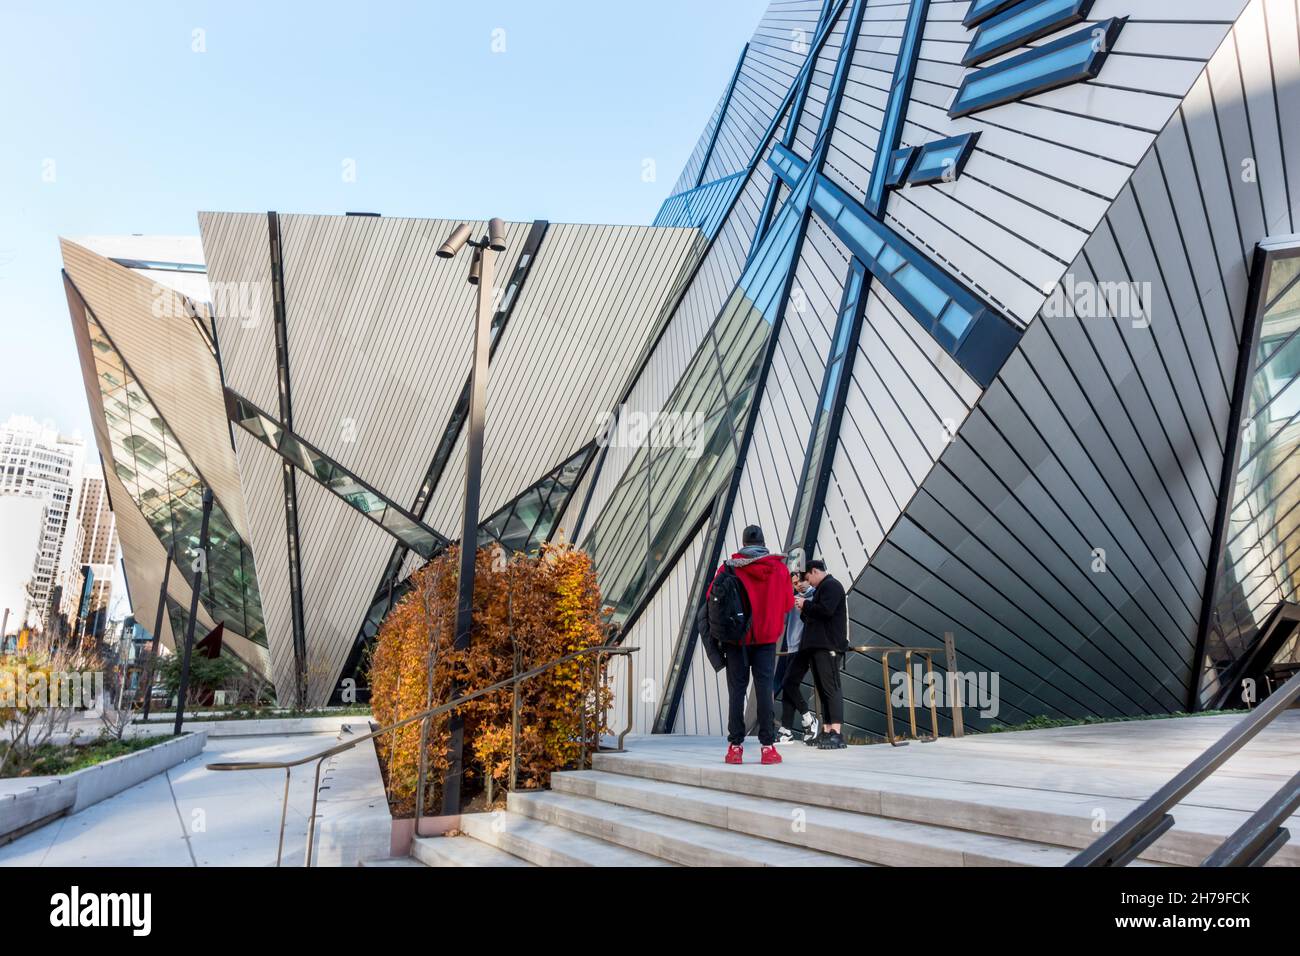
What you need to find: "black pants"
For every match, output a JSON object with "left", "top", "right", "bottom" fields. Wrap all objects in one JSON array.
[
  {"left": 725, "top": 642, "right": 776, "bottom": 746},
  {"left": 780, "top": 648, "right": 844, "bottom": 727}
]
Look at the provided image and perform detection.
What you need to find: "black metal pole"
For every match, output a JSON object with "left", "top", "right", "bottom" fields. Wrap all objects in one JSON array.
[
  {"left": 441, "top": 238, "right": 496, "bottom": 815},
  {"left": 174, "top": 489, "right": 213, "bottom": 736},
  {"left": 140, "top": 548, "right": 173, "bottom": 720}
]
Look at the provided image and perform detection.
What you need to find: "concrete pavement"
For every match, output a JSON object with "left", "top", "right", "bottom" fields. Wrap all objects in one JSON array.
[{"left": 0, "top": 734, "right": 339, "bottom": 866}]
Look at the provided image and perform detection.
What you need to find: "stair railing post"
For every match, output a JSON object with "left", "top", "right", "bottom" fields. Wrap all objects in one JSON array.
[
  {"left": 509, "top": 647, "right": 521, "bottom": 792},
  {"left": 943, "top": 631, "right": 964, "bottom": 737}
]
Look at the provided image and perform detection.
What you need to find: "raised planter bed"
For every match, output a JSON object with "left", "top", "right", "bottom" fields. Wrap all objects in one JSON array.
[
  {"left": 134, "top": 714, "right": 370, "bottom": 739},
  {"left": 0, "top": 731, "right": 206, "bottom": 843}
]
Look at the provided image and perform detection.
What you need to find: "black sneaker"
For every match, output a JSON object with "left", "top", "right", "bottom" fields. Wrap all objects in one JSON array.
[
  {"left": 803, "top": 730, "right": 824, "bottom": 747},
  {"left": 817, "top": 731, "right": 846, "bottom": 750}
]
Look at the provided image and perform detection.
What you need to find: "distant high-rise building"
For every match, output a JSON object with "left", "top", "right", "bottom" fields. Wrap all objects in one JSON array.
[
  {"left": 0, "top": 415, "right": 86, "bottom": 631},
  {"left": 0, "top": 494, "right": 47, "bottom": 636},
  {"left": 74, "top": 468, "right": 118, "bottom": 629}
]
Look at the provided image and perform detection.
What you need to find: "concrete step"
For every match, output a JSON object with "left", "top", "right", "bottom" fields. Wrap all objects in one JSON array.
[
  {"left": 551, "top": 770, "right": 1077, "bottom": 866},
  {"left": 508, "top": 789, "right": 872, "bottom": 866},
  {"left": 410, "top": 834, "right": 534, "bottom": 867},
  {"left": 457, "top": 809, "right": 672, "bottom": 866},
  {"left": 590, "top": 750, "right": 1268, "bottom": 866},
  {"left": 360, "top": 856, "right": 428, "bottom": 867}
]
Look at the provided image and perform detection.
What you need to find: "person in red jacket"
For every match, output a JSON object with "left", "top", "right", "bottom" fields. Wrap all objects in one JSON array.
[{"left": 707, "top": 525, "right": 793, "bottom": 766}]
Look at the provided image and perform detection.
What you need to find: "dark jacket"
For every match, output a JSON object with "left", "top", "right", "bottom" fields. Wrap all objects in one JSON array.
[{"left": 799, "top": 574, "right": 848, "bottom": 652}]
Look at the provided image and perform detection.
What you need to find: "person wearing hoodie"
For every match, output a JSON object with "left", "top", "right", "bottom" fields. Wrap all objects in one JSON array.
[
  {"left": 795, "top": 559, "right": 849, "bottom": 750},
  {"left": 705, "top": 524, "right": 793, "bottom": 766},
  {"left": 774, "top": 571, "right": 821, "bottom": 745}
]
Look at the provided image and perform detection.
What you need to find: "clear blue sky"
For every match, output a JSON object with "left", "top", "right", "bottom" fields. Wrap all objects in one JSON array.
[{"left": 0, "top": 0, "right": 769, "bottom": 443}]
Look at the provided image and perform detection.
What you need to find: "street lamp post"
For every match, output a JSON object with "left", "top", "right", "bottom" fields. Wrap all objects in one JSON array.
[{"left": 436, "top": 218, "right": 507, "bottom": 815}]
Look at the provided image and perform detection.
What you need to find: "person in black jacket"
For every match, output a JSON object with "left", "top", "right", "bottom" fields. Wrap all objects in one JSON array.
[{"left": 794, "top": 560, "right": 848, "bottom": 750}]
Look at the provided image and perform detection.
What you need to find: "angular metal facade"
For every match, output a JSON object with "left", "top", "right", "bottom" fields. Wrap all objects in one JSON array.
[{"left": 64, "top": 1, "right": 1300, "bottom": 729}]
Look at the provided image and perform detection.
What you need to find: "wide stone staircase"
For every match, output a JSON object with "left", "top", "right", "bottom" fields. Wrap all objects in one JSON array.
[
  {"left": 408, "top": 763, "right": 1074, "bottom": 867},
  {"left": 393, "top": 714, "right": 1300, "bottom": 867}
]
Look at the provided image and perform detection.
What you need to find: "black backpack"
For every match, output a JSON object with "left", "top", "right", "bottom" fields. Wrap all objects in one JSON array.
[{"left": 707, "top": 565, "right": 752, "bottom": 646}]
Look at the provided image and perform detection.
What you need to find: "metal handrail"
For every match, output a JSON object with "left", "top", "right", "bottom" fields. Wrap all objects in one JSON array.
[
  {"left": 207, "top": 644, "right": 638, "bottom": 867},
  {"left": 850, "top": 632, "right": 964, "bottom": 745},
  {"left": 1068, "top": 666, "right": 1300, "bottom": 867}
]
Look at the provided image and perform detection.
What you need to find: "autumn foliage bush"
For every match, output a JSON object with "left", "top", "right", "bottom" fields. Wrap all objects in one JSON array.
[{"left": 368, "top": 542, "right": 613, "bottom": 814}]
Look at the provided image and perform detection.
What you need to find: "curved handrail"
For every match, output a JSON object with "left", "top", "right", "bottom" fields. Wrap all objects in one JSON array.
[{"left": 207, "top": 644, "right": 638, "bottom": 866}]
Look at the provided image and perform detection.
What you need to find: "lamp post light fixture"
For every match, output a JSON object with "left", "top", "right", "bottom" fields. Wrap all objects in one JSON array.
[{"left": 437, "top": 217, "right": 507, "bottom": 815}]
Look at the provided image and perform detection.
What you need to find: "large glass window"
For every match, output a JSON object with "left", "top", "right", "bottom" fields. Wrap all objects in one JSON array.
[
  {"left": 225, "top": 390, "right": 447, "bottom": 558},
  {"left": 1203, "top": 243, "right": 1300, "bottom": 703},
  {"left": 654, "top": 171, "right": 747, "bottom": 239},
  {"left": 79, "top": 301, "right": 267, "bottom": 647},
  {"left": 585, "top": 179, "right": 810, "bottom": 623},
  {"left": 350, "top": 444, "right": 595, "bottom": 657},
  {"left": 964, "top": 0, "right": 1023, "bottom": 27},
  {"left": 787, "top": 261, "right": 866, "bottom": 554}
]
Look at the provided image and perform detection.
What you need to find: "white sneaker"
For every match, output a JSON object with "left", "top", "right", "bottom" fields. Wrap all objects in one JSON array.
[
  {"left": 775, "top": 725, "right": 798, "bottom": 744},
  {"left": 800, "top": 711, "right": 820, "bottom": 742}
]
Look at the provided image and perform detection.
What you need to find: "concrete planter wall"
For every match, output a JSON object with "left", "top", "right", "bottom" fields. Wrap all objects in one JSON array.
[
  {"left": 306, "top": 723, "right": 394, "bottom": 867},
  {"left": 0, "top": 731, "right": 206, "bottom": 842},
  {"left": 0, "top": 777, "right": 73, "bottom": 844},
  {"left": 68, "top": 731, "right": 206, "bottom": 813},
  {"left": 134, "top": 715, "right": 366, "bottom": 739}
]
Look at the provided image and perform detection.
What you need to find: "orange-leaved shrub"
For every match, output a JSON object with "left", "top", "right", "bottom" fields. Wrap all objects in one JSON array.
[{"left": 368, "top": 542, "right": 613, "bottom": 814}]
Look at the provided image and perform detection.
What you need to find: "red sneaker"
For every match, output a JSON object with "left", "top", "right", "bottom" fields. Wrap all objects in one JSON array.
[
  {"left": 725, "top": 744, "right": 743, "bottom": 764},
  {"left": 761, "top": 745, "right": 783, "bottom": 765}
]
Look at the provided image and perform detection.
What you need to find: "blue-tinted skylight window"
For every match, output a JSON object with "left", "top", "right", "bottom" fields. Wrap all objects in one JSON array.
[
  {"left": 966, "top": 44, "right": 1083, "bottom": 99},
  {"left": 895, "top": 264, "right": 949, "bottom": 318},
  {"left": 835, "top": 209, "right": 884, "bottom": 258},
  {"left": 810, "top": 172, "right": 1019, "bottom": 387},
  {"left": 964, "top": 0, "right": 1023, "bottom": 27},
  {"left": 878, "top": 246, "right": 905, "bottom": 273},
  {"left": 949, "top": 18, "right": 1124, "bottom": 118},
  {"left": 965, "top": 0, "right": 1091, "bottom": 67},
  {"left": 814, "top": 183, "right": 844, "bottom": 220},
  {"left": 885, "top": 148, "right": 918, "bottom": 188},
  {"left": 912, "top": 146, "right": 961, "bottom": 179},
  {"left": 906, "top": 133, "right": 980, "bottom": 186},
  {"left": 939, "top": 301, "right": 974, "bottom": 340}
]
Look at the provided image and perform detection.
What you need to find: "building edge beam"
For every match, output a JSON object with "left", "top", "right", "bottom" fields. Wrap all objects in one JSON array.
[
  {"left": 267, "top": 211, "right": 309, "bottom": 707},
  {"left": 694, "top": 44, "right": 749, "bottom": 190}
]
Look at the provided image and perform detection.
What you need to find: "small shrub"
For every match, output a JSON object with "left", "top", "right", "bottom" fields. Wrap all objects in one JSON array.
[
  {"left": 159, "top": 653, "right": 240, "bottom": 706},
  {"left": 369, "top": 542, "right": 613, "bottom": 815}
]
